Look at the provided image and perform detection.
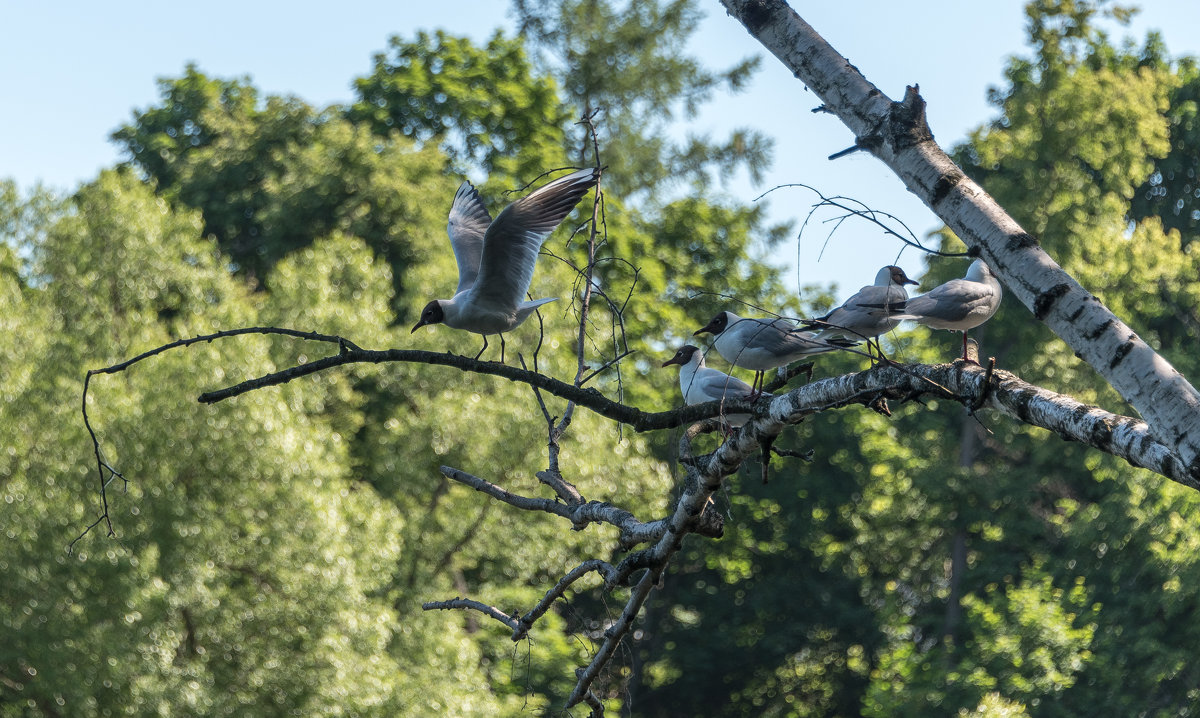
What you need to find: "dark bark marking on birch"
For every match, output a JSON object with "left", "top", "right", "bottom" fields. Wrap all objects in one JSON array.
[
  {"left": 931, "top": 171, "right": 964, "bottom": 206},
  {"left": 1108, "top": 339, "right": 1134, "bottom": 370},
  {"left": 736, "top": 0, "right": 774, "bottom": 33},
  {"left": 1085, "top": 318, "right": 1116, "bottom": 340},
  {"left": 1084, "top": 410, "right": 1114, "bottom": 448},
  {"left": 1137, "top": 432, "right": 1161, "bottom": 471},
  {"left": 1006, "top": 232, "right": 1039, "bottom": 250},
  {"left": 1033, "top": 284, "right": 1071, "bottom": 320}
]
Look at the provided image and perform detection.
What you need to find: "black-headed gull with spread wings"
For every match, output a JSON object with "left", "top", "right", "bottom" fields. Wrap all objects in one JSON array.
[
  {"left": 693, "top": 311, "right": 847, "bottom": 396},
  {"left": 805, "top": 265, "right": 917, "bottom": 360},
  {"left": 863, "top": 259, "right": 1003, "bottom": 361},
  {"left": 412, "top": 167, "right": 600, "bottom": 361}
]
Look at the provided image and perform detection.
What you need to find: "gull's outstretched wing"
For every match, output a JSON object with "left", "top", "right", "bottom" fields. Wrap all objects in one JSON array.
[
  {"left": 447, "top": 180, "right": 494, "bottom": 295},
  {"left": 472, "top": 167, "right": 600, "bottom": 307}
]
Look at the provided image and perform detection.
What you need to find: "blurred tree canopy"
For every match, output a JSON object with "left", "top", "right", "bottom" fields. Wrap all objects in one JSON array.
[{"left": 3, "top": 0, "right": 1200, "bottom": 716}]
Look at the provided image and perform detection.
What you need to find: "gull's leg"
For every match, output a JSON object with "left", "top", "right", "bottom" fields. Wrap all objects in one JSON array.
[
  {"left": 961, "top": 331, "right": 980, "bottom": 364},
  {"left": 749, "top": 371, "right": 762, "bottom": 400},
  {"left": 474, "top": 335, "right": 489, "bottom": 360},
  {"left": 870, "top": 338, "right": 893, "bottom": 367},
  {"left": 499, "top": 334, "right": 507, "bottom": 364}
]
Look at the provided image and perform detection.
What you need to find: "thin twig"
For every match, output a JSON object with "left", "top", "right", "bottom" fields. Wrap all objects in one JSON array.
[
  {"left": 567, "top": 565, "right": 663, "bottom": 707},
  {"left": 754, "top": 182, "right": 965, "bottom": 261},
  {"left": 440, "top": 465, "right": 647, "bottom": 539},
  {"left": 579, "top": 349, "right": 638, "bottom": 386},
  {"left": 422, "top": 598, "right": 520, "bottom": 632},
  {"left": 512, "top": 559, "right": 619, "bottom": 641}
]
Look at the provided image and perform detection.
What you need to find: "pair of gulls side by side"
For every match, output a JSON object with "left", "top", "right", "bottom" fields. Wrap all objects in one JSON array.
[
  {"left": 858, "top": 258, "right": 1003, "bottom": 361},
  {"left": 666, "top": 261, "right": 1003, "bottom": 425},
  {"left": 411, "top": 166, "right": 601, "bottom": 362}
]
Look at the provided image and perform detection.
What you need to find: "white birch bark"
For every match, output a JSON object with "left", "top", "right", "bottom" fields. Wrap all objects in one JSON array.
[{"left": 718, "top": 0, "right": 1200, "bottom": 480}]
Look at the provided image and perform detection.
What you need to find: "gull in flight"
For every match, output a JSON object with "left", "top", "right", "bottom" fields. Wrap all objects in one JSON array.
[
  {"left": 805, "top": 265, "right": 918, "bottom": 360},
  {"left": 862, "top": 258, "right": 1003, "bottom": 362},
  {"left": 662, "top": 344, "right": 764, "bottom": 428},
  {"left": 411, "top": 166, "right": 601, "bottom": 362},
  {"left": 693, "top": 311, "right": 847, "bottom": 396}
]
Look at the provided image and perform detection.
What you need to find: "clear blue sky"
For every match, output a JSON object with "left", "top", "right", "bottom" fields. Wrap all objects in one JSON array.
[{"left": 3, "top": 1, "right": 1197, "bottom": 294}]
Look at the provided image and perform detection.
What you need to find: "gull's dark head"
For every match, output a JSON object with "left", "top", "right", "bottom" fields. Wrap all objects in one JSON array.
[
  {"left": 662, "top": 344, "right": 701, "bottom": 368},
  {"left": 888, "top": 266, "right": 919, "bottom": 287},
  {"left": 694, "top": 311, "right": 730, "bottom": 337},
  {"left": 411, "top": 300, "right": 446, "bottom": 332}
]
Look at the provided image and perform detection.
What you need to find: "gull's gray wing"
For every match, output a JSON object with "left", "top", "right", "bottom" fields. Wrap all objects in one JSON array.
[
  {"left": 447, "top": 181, "right": 494, "bottom": 295},
  {"left": 473, "top": 167, "right": 599, "bottom": 307},
  {"left": 903, "top": 279, "right": 996, "bottom": 324},
  {"left": 814, "top": 284, "right": 906, "bottom": 335},
  {"left": 767, "top": 326, "right": 832, "bottom": 356},
  {"left": 690, "top": 367, "right": 756, "bottom": 403},
  {"left": 741, "top": 318, "right": 832, "bottom": 355}
]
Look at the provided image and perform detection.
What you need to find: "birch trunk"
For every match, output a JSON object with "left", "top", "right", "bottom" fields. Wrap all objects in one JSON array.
[{"left": 718, "top": 0, "right": 1200, "bottom": 480}]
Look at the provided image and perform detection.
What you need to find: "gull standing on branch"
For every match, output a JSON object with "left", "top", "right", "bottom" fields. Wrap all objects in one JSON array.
[
  {"left": 863, "top": 259, "right": 1003, "bottom": 362},
  {"left": 805, "top": 265, "right": 918, "bottom": 360},
  {"left": 662, "top": 344, "right": 765, "bottom": 428},
  {"left": 411, "top": 167, "right": 601, "bottom": 362},
  {"left": 694, "top": 311, "right": 846, "bottom": 396}
]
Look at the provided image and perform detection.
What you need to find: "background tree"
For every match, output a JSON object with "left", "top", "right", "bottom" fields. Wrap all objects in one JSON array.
[
  {"left": 348, "top": 29, "right": 570, "bottom": 182},
  {"left": 513, "top": 0, "right": 771, "bottom": 198}
]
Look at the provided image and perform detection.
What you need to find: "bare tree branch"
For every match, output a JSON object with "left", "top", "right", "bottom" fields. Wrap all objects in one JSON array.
[
  {"left": 567, "top": 566, "right": 663, "bottom": 708},
  {"left": 194, "top": 343, "right": 760, "bottom": 431},
  {"left": 190, "top": 340, "right": 1191, "bottom": 486},
  {"left": 512, "top": 559, "right": 620, "bottom": 641},
  {"left": 754, "top": 182, "right": 966, "bottom": 262},
  {"left": 437, "top": 465, "right": 720, "bottom": 547},
  {"left": 421, "top": 598, "right": 521, "bottom": 632},
  {"left": 84, "top": 324, "right": 1193, "bottom": 523}
]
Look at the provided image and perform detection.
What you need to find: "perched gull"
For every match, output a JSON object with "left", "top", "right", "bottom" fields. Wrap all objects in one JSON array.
[
  {"left": 662, "top": 344, "right": 764, "bottom": 428},
  {"left": 693, "top": 311, "right": 846, "bottom": 396},
  {"left": 411, "top": 167, "right": 600, "bottom": 362},
  {"left": 863, "top": 258, "right": 1003, "bottom": 361},
  {"left": 806, "top": 265, "right": 918, "bottom": 359}
]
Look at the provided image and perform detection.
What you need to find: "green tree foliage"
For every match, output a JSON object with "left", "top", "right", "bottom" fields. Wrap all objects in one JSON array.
[
  {"left": 111, "top": 65, "right": 452, "bottom": 303},
  {"left": 5, "top": 3, "right": 794, "bottom": 712},
  {"left": 1131, "top": 56, "right": 1200, "bottom": 243},
  {"left": 513, "top": 0, "right": 771, "bottom": 197},
  {"left": 1, "top": 174, "right": 413, "bottom": 715},
  {"left": 349, "top": 29, "right": 570, "bottom": 181}
]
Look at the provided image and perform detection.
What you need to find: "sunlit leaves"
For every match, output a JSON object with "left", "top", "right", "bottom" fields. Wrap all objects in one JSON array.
[
  {"left": 350, "top": 29, "right": 569, "bottom": 182},
  {"left": 513, "top": 0, "right": 771, "bottom": 197}
]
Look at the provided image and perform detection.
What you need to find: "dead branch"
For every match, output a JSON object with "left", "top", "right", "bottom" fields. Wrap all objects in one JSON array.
[
  {"left": 421, "top": 598, "right": 521, "bottom": 632},
  {"left": 82, "top": 323, "right": 1195, "bottom": 556}
]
